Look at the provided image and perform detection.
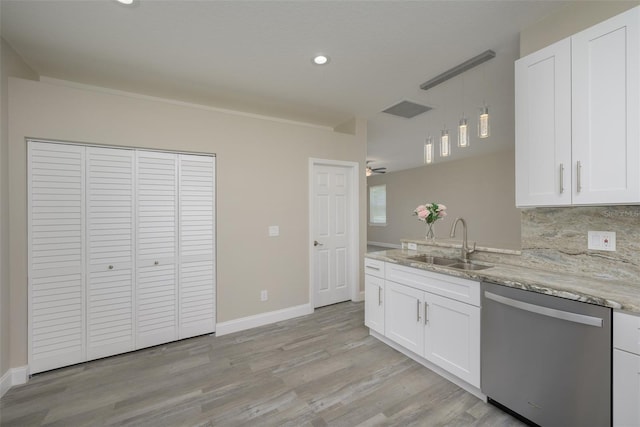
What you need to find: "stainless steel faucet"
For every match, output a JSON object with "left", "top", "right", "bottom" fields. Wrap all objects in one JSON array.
[{"left": 449, "top": 217, "right": 476, "bottom": 262}]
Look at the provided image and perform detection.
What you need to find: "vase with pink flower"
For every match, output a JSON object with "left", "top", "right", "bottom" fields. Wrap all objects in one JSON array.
[{"left": 413, "top": 202, "right": 447, "bottom": 240}]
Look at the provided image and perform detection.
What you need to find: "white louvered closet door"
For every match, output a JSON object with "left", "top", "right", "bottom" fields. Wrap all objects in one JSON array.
[
  {"left": 86, "top": 147, "right": 135, "bottom": 359},
  {"left": 178, "top": 154, "right": 216, "bottom": 338},
  {"left": 28, "top": 141, "right": 86, "bottom": 374},
  {"left": 135, "top": 150, "right": 179, "bottom": 349}
]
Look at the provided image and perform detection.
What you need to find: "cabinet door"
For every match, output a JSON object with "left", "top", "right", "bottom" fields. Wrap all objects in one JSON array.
[
  {"left": 515, "top": 37, "right": 572, "bottom": 207},
  {"left": 614, "top": 349, "right": 640, "bottom": 427},
  {"left": 572, "top": 7, "right": 640, "bottom": 204},
  {"left": 178, "top": 154, "right": 216, "bottom": 339},
  {"left": 86, "top": 147, "right": 135, "bottom": 359},
  {"left": 424, "top": 293, "right": 480, "bottom": 387},
  {"left": 136, "top": 150, "right": 178, "bottom": 349},
  {"left": 384, "top": 281, "right": 424, "bottom": 356},
  {"left": 364, "top": 275, "right": 384, "bottom": 335},
  {"left": 28, "top": 141, "right": 86, "bottom": 374}
]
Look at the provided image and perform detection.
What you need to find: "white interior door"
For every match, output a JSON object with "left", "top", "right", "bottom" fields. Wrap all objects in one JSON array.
[
  {"left": 86, "top": 147, "right": 135, "bottom": 359},
  {"left": 28, "top": 141, "right": 86, "bottom": 374},
  {"left": 178, "top": 154, "right": 216, "bottom": 338},
  {"left": 135, "top": 150, "right": 178, "bottom": 349},
  {"left": 312, "top": 164, "right": 351, "bottom": 308}
]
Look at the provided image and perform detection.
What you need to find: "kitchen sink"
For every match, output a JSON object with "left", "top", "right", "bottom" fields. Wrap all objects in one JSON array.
[
  {"left": 448, "top": 262, "right": 492, "bottom": 271},
  {"left": 408, "top": 254, "right": 458, "bottom": 265}
]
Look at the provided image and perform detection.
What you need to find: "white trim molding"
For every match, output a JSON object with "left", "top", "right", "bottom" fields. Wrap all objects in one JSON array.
[
  {"left": 216, "top": 303, "right": 313, "bottom": 337},
  {"left": 0, "top": 366, "right": 29, "bottom": 398}
]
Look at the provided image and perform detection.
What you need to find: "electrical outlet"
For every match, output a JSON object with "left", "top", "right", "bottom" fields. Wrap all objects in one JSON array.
[
  {"left": 260, "top": 290, "right": 268, "bottom": 301},
  {"left": 407, "top": 243, "right": 418, "bottom": 251},
  {"left": 268, "top": 226, "right": 279, "bottom": 237},
  {"left": 588, "top": 231, "right": 616, "bottom": 251}
]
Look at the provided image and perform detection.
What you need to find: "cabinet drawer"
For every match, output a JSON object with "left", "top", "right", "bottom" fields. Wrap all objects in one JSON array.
[
  {"left": 364, "top": 258, "right": 385, "bottom": 278},
  {"left": 386, "top": 263, "right": 480, "bottom": 307},
  {"left": 614, "top": 311, "right": 640, "bottom": 355}
]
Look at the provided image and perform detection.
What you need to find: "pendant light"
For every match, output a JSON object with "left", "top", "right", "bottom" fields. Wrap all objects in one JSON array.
[
  {"left": 478, "top": 103, "right": 490, "bottom": 138},
  {"left": 458, "top": 115, "right": 469, "bottom": 148},
  {"left": 424, "top": 135, "right": 434, "bottom": 164},
  {"left": 458, "top": 77, "right": 470, "bottom": 148},
  {"left": 440, "top": 127, "right": 450, "bottom": 157}
]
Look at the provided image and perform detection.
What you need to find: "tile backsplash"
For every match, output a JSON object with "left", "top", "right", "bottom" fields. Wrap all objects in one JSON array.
[{"left": 520, "top": 206, "right": 640, "bottom": 281}]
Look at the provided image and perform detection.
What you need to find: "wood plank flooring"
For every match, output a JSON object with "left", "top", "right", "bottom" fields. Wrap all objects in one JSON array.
[{"left": 1, "top": 302, "right": 524, "bottom": 426}]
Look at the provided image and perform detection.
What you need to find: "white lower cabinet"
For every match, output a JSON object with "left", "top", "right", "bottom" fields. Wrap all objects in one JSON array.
[
  {"left": 423, "top": 292, "right": 480, "bottom": 387},
  {"left": 366, "top": 260, "right": 481, "bottom": 389},
  {"left": 364, "top": 274, "right": 385, "bottom": 335},
  {"left": 385, "top": 280, "right": 424, "bottom": 355},
  {"left": 614, "top": 310, "right": 640, "bottom": 427}
]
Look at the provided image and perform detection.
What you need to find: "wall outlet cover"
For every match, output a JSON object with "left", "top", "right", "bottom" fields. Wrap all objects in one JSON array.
[
  {"left": 588, "top": 231, "right": 616, "bottom": 251},
  {"left": 268, "top": 226, "right": 279, "bottom": 237},
  {"left": 407, "top": 243, "right": 418, "bottom": 251}
]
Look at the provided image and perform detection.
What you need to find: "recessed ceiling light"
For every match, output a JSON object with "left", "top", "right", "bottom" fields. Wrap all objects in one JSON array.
[
  {"left": 312, "top": 55, "right": 329, "bottom": 65},
  {"left": 117, "top": 0, "right": 134, "bottom": 4}
]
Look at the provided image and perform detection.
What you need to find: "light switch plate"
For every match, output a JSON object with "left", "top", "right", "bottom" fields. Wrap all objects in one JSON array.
[
  {"left": 588, "top": 231, "right": 616, "bottom": 251},
  {"left": 268, "top": 226, "right": 279, "bottom": 237}
]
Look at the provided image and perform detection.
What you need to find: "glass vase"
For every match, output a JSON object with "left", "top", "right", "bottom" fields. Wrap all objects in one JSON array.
[{"left": 426, "top": 222, "right": 435, "bottom": 240}]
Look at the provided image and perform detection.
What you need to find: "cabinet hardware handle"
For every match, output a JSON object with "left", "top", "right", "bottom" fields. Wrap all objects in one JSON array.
[
  {"left": 154, "top": 261, "right": 159, "bottom": 265},
  {"left": 424, "top": 302, "right": 429, "bottom": 325},
  {"left": 378, "top": 286, "right": 382, "bottom": 306},
  {"left": 366, "top": 265, "right": 380, "bottom": 271},
  {"left": 576, "top": 161, "right": 582, "bottom": 193},
  {"left": 559, "top": 163, "right": 564, "bottom": 194},
  {"left": 108, "top": 265, "right": 114, "bottom": 270},
  {"left": 417, "top": 300, "right": 421, "bottom": 322}
]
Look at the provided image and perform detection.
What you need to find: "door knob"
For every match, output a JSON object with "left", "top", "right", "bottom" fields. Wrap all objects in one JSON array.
[{"left": 314, "top": 240, "right": 323, "bottom": 247}]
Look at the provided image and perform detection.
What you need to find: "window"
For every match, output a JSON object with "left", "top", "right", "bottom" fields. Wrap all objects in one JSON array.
[{"left": 369, "top": 184, "right": 387, "bottom": 225}]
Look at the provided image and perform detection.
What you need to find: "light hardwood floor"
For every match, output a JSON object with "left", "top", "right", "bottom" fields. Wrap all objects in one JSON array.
[{"left": 1, "top": 302, "right": 524, "bottom": 426}]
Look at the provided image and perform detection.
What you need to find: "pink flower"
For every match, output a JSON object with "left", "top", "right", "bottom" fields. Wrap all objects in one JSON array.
[
  {"left": 438, "top": 210, "right": 447, "bottom": 217},
  {"left": 416, "top": 205, "right": 426, "bottom": 212},
  {"left": 417, "top": 210, "right": 429, "bottom": 219},
  {"left": 437, "top": 204, "right": 447, "bottom": 211}
]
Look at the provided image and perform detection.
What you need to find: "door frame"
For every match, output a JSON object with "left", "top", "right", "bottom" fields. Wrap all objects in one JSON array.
[{"left": 308, "top": 158, "right": 360, "bottom": 310}]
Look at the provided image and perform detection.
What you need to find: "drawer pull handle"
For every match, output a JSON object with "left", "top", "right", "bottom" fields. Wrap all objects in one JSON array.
[{"left": 366, "top": 265, "right": 380, "bottom": 271}]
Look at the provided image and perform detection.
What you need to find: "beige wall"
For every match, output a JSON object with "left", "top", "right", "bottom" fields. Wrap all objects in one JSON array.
[
  {"left": 520, "top": 1, "right": 639, "bottom": 57},
  {"left": 1, "top": 40, "right": 39, "bottom": 379},
  {"left": 8, "top": 78, "right": 366, "bottom": 368},
  {"left": 367, "top": 149, "right": 521, "bottom": 250}
]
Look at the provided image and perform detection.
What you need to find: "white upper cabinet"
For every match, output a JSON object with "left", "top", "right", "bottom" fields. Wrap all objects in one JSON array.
[
  {"left": 516, "top": 6, "right": 640, "bottom": 207},
  {"left": 515, "top": 38, "right": 572, "bottom": 206}
]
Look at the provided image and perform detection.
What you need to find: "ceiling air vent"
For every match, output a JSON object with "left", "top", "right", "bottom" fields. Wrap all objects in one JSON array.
[{"left": 382, "top": 100, "right": 432, "bottom": 119}]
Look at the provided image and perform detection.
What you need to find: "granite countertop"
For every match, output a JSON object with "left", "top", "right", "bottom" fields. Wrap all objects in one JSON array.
[{"left": 366, "top": 248, "right": 640, "bottom": 314}]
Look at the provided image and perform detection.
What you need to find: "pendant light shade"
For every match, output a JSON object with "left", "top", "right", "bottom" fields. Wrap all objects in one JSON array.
[
  {"left": 440, "top": 128, "right": 450, "bottom": 157},
  {"left": 478, "top": 104, "right": 490, "bottom": 138},
  {"left": 424, "top": 136, "right": 434, "bottom": 164},
  {"left": 458, "top": 115, "right": 470, "bottom": 148}
]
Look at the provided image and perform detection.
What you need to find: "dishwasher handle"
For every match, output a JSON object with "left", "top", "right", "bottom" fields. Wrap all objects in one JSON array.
[{"left": 484, "top": 291, "right": 603, "bottom": 328}]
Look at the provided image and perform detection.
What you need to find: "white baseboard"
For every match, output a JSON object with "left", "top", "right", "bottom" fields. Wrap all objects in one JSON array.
[
  {"left": 216, "top": 303, "right": 313, "bottom": 336},
  {"left": 367, "top": 241, "right": 401, "bottom": 249},
  {"left": 0, "top": 366, "right": 29, "bottom": 398},
  {"left": 353, "top": 291, "right": 365, "bottom": 302}
]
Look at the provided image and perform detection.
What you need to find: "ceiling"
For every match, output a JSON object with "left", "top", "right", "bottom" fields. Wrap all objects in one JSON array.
[{"left": 1, "top": 0, "right": 570, "bottom": 173}]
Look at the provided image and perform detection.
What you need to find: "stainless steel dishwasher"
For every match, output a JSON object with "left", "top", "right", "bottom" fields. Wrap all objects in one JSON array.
[{"left": 481, "top": 281, "right": 611, "bottom": 427}]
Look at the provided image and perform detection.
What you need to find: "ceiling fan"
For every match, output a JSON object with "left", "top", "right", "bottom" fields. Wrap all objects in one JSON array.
[{"left": 366, "top": 161, "right": 387, "bottom": 177}]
